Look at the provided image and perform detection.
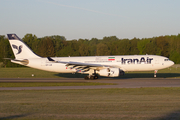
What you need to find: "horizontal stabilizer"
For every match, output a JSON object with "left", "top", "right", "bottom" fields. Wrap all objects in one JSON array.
[{"left": 4, "top": 58, "right": 29, "bottom": 65}]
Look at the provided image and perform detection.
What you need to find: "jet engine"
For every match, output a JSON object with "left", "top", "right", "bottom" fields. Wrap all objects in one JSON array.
[{"left": 97, "top": 68, "right": 124, "bottom": 77}]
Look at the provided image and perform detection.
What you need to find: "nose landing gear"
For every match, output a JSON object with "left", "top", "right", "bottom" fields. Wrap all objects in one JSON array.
[{"left": 154, "top": 70, "right": 158, "bottom": 77}]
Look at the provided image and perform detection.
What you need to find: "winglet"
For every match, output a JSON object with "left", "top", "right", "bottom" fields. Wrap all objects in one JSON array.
[{"left": 47, "top": 57, "right": 55, "bottom": 61}]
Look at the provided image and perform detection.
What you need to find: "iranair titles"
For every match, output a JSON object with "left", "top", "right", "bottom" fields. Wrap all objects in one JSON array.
[{"left": 121, "top": 57, "right": 153, "bottom": 64}]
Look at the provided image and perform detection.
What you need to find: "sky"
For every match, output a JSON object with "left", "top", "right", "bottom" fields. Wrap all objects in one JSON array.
[{"left": 1, "top": 0, "right": 180, "bottom": 40}]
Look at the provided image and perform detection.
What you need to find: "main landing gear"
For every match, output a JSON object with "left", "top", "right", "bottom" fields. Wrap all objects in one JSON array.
[
  {"left": 84, "top": 70, "right": 99, "bottom": 80},
  {"left": 84, "top": 74, "right": 99, "bottom": 80}
]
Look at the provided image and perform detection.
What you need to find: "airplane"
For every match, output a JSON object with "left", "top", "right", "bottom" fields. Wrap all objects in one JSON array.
[{"left": 6, "top": 34, "right": 174, "bottom": 79}]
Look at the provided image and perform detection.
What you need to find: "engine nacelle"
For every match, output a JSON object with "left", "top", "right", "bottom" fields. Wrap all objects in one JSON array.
[{"left": 97, "top": 68, "right": 124, "bottom": 77}]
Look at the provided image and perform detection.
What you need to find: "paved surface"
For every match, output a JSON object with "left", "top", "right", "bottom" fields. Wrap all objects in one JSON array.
[{"left": 0, "top": 78, "right": 180, "bottom": 90}]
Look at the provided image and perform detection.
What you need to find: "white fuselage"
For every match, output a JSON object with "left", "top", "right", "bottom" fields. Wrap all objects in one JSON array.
[{"left": 16, "top": 55, "right": 174, "bottom": 73}]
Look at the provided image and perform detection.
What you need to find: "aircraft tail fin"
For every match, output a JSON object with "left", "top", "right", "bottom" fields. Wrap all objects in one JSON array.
[{"left": 7, "top": 34, "right": 41, "bottom": 59}]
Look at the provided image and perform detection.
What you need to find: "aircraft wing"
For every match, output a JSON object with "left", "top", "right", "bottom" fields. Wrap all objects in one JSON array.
[{"left": 47, "top": 57, "right": 116, "bottom": 72}]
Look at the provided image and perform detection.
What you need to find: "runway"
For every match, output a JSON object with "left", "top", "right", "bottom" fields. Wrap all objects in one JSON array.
[{"left": 1, "top": 78, "right": 180, "bottom": 90}]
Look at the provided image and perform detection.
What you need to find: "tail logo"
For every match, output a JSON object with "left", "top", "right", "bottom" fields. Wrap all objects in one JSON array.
[{"left": 12, "top": 44, "right": 23, "bottom": 55}]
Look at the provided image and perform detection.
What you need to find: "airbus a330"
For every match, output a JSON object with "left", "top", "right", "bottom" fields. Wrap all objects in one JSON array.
[{"left": 7, "top": 34, "right": 174, "bottom": 79}]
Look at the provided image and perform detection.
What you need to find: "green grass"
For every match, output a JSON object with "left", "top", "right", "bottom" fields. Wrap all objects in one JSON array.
[
  {"left": 0, "top": 62, "right": 2, "bottom": 68},
  {"left": 0, "top": 67, "right": 61, "bottom": 78},
  {"left": 1, "top": 88, "right": 180, "bottom": 120},
  {"left": 0, "top": 82, "right": 115, "bottom": 87},
  {"left": 0, "top": 65, "right": 180, "bottom": 78}
]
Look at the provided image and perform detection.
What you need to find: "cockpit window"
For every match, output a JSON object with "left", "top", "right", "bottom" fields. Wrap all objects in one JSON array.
[{"left": 164, "top": 59, "right": 169, "bottom": 61}]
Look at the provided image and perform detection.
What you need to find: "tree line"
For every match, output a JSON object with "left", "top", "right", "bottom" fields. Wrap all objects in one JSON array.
[{"left": 0, "top": 33, "right": 180, "bottom": 67}]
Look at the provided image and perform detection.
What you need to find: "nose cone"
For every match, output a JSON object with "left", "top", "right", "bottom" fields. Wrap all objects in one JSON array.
[
  {"left": 170, "top": 61, "right": 175, "bottom": 66},
  {"left": 167, "top": 60, "right": 174, "bottom": 67}
]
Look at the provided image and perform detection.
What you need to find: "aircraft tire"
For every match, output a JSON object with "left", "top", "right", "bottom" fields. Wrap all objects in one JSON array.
[
  {"left": 84, "top": 76, "right": 89, "bottom": 80},
  {"left": 94, "top": 75, "right": 98, "bottom": 79},
  {"left": 90, "top": 76, "right": 95, "bottom": 80}
]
